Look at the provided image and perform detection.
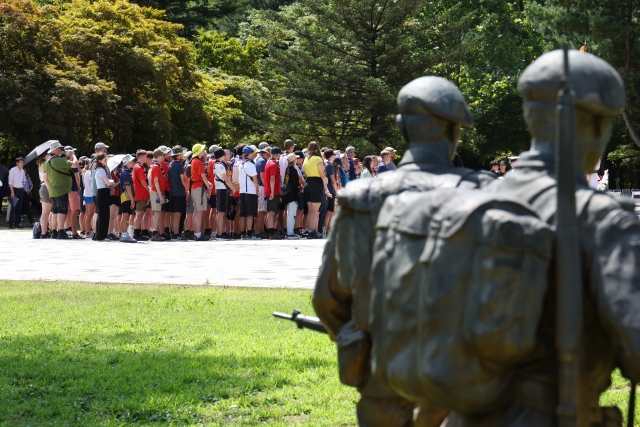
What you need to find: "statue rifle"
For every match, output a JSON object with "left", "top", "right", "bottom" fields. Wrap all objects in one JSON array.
[
  {"left": 273, "top": 309, "right": 328, "bottom": 334},
  {"left": 555, "top": 44, "right": 584, "bottom": 427}
]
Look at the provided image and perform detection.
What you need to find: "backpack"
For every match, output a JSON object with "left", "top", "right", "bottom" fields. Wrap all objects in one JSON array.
[
  {"left": 32, "top": 222, "right": 42, "bottom": 239},
  {"left": 369, "top": 188, "right": 555, "bottom": 414}
]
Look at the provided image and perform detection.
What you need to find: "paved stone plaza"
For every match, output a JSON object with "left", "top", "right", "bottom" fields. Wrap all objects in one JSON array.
[{"left": 0, "top": 230, "right": 326, "bottom": 289}]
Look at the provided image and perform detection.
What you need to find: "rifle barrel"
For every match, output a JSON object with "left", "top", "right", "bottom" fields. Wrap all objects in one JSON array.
[{"left": 272, "top": 310, "right": 328, "bottom": 334}]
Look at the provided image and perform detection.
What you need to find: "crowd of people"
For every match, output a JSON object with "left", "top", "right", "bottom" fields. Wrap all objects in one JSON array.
[{"left": 0, "top": 140, "right": 400, "bottom": 242}]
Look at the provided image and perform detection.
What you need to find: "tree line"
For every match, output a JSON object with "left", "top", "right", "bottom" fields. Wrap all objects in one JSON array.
[{"left": 1, "top": 0, "right": 639, "bottom": 187}]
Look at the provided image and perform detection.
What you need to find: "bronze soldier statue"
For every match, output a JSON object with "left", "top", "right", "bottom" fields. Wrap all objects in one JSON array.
[
  {"left": 313, "top": 76, "right": 495, "bottom": 427},
  {"left": 440, "top": 50, "right": 640, "bottom": 426}
]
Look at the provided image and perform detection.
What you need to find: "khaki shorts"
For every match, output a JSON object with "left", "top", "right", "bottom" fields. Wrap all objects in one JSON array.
[
  {"left": 191, "top": 187, "right": 207, "bottom": 212},
  {"left": 135, "top": 199, "right": 148, "bottom": 213},
  {"left": 257, "top": 186, "right": 267, "bottom": 212},
  {"left": 149, "top": 190, "right": 163, "bottom": 212}
]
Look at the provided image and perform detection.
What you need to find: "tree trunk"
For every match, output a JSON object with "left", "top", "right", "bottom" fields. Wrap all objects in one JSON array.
[{"left": 622, "top": 0, "right": 640, "bottom": 149}]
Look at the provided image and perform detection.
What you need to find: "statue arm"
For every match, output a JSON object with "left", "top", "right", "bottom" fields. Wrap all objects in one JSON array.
[
  {"left": 593, "top": 210, "right": 640, "bottom": 381},
  {"left": 313, "top": 205, "right": 354, "bottom": 341}
]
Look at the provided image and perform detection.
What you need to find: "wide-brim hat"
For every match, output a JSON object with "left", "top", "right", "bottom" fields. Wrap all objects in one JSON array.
[
  {"left": 192, "top": 144, "right": 206, "bottom": 158},
  {"left": 122, "top": 154, "right": 135, "bottom": 165},
  {"left": 49, "top": 141, "right": 63, "bottom": 152}
]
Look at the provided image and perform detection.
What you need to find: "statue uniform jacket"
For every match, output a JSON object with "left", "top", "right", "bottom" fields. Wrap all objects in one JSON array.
[
  {"left": 313, "top": 146, "right": 496, "bottom": 340},
  {"left": 448, "top": 150, "right": 640, "bottom": 427}
]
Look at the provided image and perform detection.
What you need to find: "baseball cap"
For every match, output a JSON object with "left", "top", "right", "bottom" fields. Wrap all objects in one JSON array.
[
  {"left": 94, "top": 142, "right": 109, "bottom": 150},
  {"left": 271, "top": 146, "right": 283, "bottom": 155},
  {"left": 64, "top": 146, "right": 77, "bottom": 152},
  {"left": 294, "top": 150, "right": 304, "bottom": 159},
  {"left": 209, "top": 144, "right": 219, "bottom": 154},
  {"left": 192, "top": 143, "right": 206, "bottom": 158},
  {"left": 243, "top": 145, "right": 258, "bottom": 155},
  {"left": 259, "top": 144, "right": 271, "bottom": 152},
  {"left": 258, "top": 142, "right": 270, "bottom": 150},
  {"left": 284, "top": 139, "right": 295, "bottom": 148}
]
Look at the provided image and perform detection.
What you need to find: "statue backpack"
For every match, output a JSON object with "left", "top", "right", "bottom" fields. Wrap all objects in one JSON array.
[{"left": 369, "top": 188, "right": 555, "bottom": 414}]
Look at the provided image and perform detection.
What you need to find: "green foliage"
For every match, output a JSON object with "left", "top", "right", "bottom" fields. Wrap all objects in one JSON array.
[
  {"left": 0, "top": 281, "right": 358, "bottom": 426},
  {"left": 194, "top": 30, "right": 273, "bottom": 143},
  {"left": 528, "top": 0, "right": 640, "bottom": 186},
  {"left": 0, "top": 0, "right": 117, "bottom": 150},
  {"left": 245, "top": 0, "right": 477, "bottom": 151}
]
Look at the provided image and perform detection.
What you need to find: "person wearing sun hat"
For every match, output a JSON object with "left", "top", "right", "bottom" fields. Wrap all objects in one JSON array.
[
  {"left": 43, "top": 140, "right": 79, "bottom": 239},
  {"left": 117, "top": 154, "right": 137, "bottom": 243},
  {"left": 190, "top": 143, "right": 212, "bottom": 241}
]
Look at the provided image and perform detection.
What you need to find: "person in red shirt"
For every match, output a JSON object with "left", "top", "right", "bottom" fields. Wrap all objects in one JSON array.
[
  {"left": 263, "top": 147, "right": 283, "bottom": 239},
  {"left": 190, "top": 144, "right": 212, "bottom": 241},
  {"left": 148, "top": 148, "right": 167, "bottom": 241},
  {"left": 132, "top": 149, "right": 150, "bottom": 240}
]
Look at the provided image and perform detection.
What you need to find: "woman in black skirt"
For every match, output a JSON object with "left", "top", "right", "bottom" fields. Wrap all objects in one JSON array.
[{"left": 302, "top": 141, "right": 328, "bottom": 239}]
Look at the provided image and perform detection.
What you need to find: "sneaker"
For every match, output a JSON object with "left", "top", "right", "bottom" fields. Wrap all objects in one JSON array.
[
  {"left": 72, "top": 234, "right": 85, "bottom": 240},
  {"left": 150, "top": 234, "right": 164, "bottom": 242},
  {"left": 120, "top": 233, "right": 137, "bottom": 243},
  {"left": 196, "top": 234, "right": 210, "bottom": 242},
  {"left": 185, "top": 231, "right": 196, "bottom": 241},
  {"left": 108, "top": 233, "right": 118, "bottom": 240},
  {"left": 135, "top": 235, "right": 149, "bottom": 242},
  {"left": 246, "top": 234, "right": 262, "bottom": 240},
  {"left": 255, "top": 232, "right": 268, "bottom": 240},
  {"left": 51, "top": 230, "right": 59, "bottom": 239},
  {"left": 86, "top": 231, "right": 95, "bottom": 238},
  {"left": 231, "top": 232, "right": 242, "bottom": 240},
  {"left": 286, "top": 234, "right": 301, "bottom": 240},
  {"left": 57, "top": 231, "right": 70, "bottom": 240},
  {"left": 40, "top": 233, "right": 51, "bottom": 239},
  {"left": 216, "top": 233, "right": 231, "bottom": 241},
  {"left": 171, "top": 233, "right": 183, "bottom": 241},
  {"left": 273, "top": 232, "right": 285, "bottom": 240},
  {"left": 16, "top": 224, "right": 24, "bottom": 229},
  {"left": 307, "top": 231, "right": 320, "bottom": 240},
  {"left": 240, "top": 233, "right": 248, "bottom": 240}
]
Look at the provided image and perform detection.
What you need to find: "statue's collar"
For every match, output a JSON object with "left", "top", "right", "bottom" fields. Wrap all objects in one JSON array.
[{"left": 398, "top": 144, "right": 454, "bottom": 168}]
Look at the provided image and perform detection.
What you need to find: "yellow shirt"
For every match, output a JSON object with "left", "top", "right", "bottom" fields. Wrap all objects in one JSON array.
[{"left": 303, "top": 156, "right": 323, "bottom": 178}]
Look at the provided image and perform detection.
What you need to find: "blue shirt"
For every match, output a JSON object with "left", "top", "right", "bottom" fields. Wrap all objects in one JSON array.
[
  {"left": 70, "top": 167, "right": 79, "bottom": 192},
  {"left": 376, "top": 162, "right": 389, "bottom": 175},
  {"left": 325, "top": 161, "right": 335, "bottom": 195},
  {"left": 168, "top": 161, "right": 186, "bottom": 197},
  {"left": 120, "top": 167, "right": 134, "bottom": 198},
  {"left": 338, "top": 166, "right": 347, "bottom": 188},
  {"left": 255, "top": 156, "right": 266, "bottom": 186},
  {"left": 348, "top": 157, "right": 357, "bottom": 181}
]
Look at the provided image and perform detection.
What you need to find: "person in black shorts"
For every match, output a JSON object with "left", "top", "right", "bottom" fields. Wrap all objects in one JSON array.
[
  {"left": 168, "top": 146, "right": 188, "bottom": 239},
  {"left": 238, "top": 146, "right": 260, "bottom": 239},
  {"left": 118, "top": 155, "right": 137, "bottom": 243},
  {"left": 212, "top": 148, "right": 234, "bottom": 240}
]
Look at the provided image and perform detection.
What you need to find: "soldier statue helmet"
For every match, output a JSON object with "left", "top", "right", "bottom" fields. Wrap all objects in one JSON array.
[
  {"left": 517, "top": 50, "right": 626, "bottom": 172},
  {"left": 396, "top": 76, "right": 474, "bottom": 162}
]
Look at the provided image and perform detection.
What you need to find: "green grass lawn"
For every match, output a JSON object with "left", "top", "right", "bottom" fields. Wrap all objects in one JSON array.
[
  {"left": 0, "top": 281, "right": 358, "bottom": 426},
  {"left": 0, "top": 281, "right": 637, "bottom": 426}
]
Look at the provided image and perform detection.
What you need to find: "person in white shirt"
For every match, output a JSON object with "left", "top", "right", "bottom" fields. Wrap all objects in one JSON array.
[
  {"left": 238, "top": 145, "right": 260, "bottom": 239},
  {"left": 213, "top": 149, "right": 235, "bottom": 240},
  {"left": 278, "top": 139, "right": 296, "bottom": 233},
  {"left": 8, "top": 156, "right": 26, "bottom": 228}
]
